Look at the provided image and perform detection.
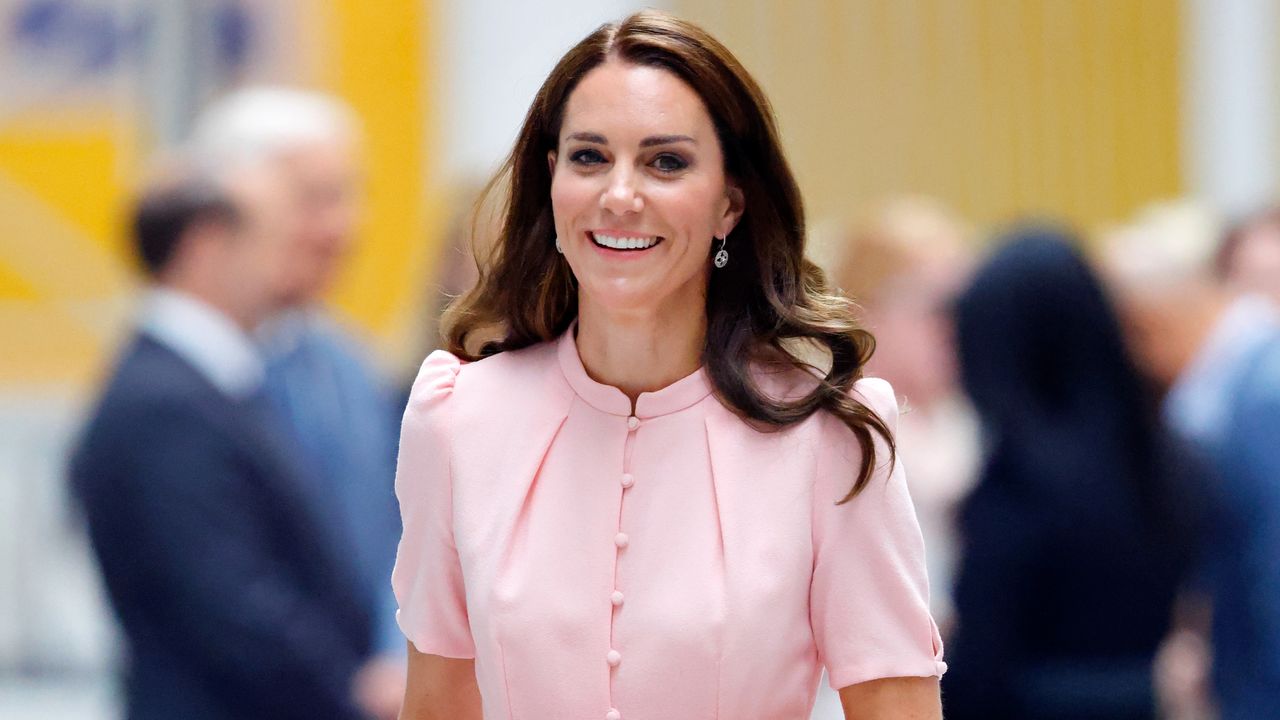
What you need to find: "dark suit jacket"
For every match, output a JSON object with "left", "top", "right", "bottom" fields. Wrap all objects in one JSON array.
[{"left": 70, "top": 335, "right": 375, "bottom": 720}]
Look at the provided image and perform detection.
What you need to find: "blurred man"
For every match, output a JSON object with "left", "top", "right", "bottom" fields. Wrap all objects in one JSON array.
[
  {"left": 1105, "top": 201, "right": 1280, "bottom": 720},
  {"left": 70, "top": 162, "right": 380, "bottom": 719},
  {"left": 190, "top": 87, "right": 405, "bottom": 717}
]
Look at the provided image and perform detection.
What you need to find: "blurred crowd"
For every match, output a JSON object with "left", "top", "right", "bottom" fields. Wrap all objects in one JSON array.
[
  {"left": 826, "top": 198, "right": 1280, "bottom": 720},
  {"left": 66, "top": 84, "right": 1280, "bottom": 720}
]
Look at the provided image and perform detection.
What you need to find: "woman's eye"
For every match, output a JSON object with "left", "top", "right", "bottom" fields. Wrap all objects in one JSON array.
[
  {"left": 569, "top": 148, "right": 606, "bottom": 165},
  {"left": 651, "top": 153, "right": 689, "bottom": 173}
]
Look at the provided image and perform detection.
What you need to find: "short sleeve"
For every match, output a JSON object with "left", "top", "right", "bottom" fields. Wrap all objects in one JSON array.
[
  {"left": 810, "top": 377, "right": 947, "bottom": 690},
  {"left": 391, "top": 350, "right": 475, "bottom": 658}
]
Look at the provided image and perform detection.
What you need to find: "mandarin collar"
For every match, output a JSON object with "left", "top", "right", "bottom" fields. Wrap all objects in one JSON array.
[{"left": 555, "top": 322, "right": 712, "bottom": 418}]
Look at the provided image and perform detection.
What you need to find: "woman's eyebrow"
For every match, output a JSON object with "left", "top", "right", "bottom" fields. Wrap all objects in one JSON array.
[
  {"left": 640, "top": 134, "right": 695, "bottom": 147},
  {"left": 564, "top": 132, "right": 696, "bottom": 147}
]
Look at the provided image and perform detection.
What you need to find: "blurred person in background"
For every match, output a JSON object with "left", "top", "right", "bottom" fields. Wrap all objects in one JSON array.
[
  {"left": 69, "top": 161, "right": 381, "bottom": 719},
  {"left": 1216, "top": 206, "right": 1280, "bottom": 306},
  {"left": 942, "top": 228, "right": 1206, "bottom": 720},
  {"left": 190, "top": 87, "right": 405, "bottom": 718},
  {"left": 831, "top": 196, "right": 980, "bottom": 634},
  {"left": 1105, "top": 202, "right": 1280, "bottom": 720}
]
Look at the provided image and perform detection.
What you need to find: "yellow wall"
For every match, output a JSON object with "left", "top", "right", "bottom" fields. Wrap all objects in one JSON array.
[{"left": 677, "top": 0, "right": 1183, "bottom": 235}]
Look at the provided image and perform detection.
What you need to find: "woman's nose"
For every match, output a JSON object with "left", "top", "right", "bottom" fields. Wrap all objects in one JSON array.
[{"left": 600, "top": 168, "right": 644, "bottom": 215}]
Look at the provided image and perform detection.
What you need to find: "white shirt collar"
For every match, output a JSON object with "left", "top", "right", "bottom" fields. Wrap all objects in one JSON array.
[
  {"left": 1165, "top": 294, "right": 1280, "bottom": 443},
  {"left": 139, "top": 287, "right": 265, "bottom": 399}
]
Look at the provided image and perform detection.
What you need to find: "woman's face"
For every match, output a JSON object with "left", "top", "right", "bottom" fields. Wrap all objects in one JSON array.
[{"left": 549, "top": 59, "right": 743, "bottom": 319}]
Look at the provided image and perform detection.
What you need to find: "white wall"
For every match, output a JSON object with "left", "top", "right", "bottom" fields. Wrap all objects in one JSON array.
[
  {"left": 1182, "top": 0, "right": 1280, "bottom": 218},
  {"left": 435, "top": 0, "right": 672, "bottom": 184}
]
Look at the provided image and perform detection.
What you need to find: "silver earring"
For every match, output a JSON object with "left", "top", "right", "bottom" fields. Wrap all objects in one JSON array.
[
  {"left": 554, "top": 236, "right": 563, "bottom": 254},
  {"left": 713, "top": 235, "right": 729, "bottom": 268}
]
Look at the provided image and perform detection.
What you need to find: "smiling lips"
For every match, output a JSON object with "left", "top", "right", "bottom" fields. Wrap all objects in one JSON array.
[{"left": 590, "top": 231, "right": 662, "bottom": 251}]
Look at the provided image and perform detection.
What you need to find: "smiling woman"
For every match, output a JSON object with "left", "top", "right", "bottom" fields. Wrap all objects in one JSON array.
[{"left": 394, "top": 10, "right": 945, "bottom": 720}]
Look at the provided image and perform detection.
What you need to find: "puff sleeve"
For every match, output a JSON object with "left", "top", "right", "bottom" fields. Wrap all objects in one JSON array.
[
  {"left": 390, "top": 350, "right": 475, "bottom": 658},
  {"left": 810, "top": 377, "right": 947, "bottom": 690}
]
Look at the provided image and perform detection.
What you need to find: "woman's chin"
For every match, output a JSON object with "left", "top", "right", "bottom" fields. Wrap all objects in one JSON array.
[
  {"left": 578, "top": 280, "right": 663, "bottom": 313},
  {"left": 578, "top": 278, "right": 707, "bottom": 320},
  {"left": 580, "top": 288, "right": 662, "bottom": 316}
]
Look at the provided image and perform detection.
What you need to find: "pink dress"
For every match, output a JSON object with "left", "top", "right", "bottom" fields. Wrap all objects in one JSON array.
[{"left": 392, "top": 327, "right": 946, "bottom": 720}]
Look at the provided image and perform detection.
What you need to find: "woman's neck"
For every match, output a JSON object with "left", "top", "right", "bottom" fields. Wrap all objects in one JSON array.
[{"left": 575, "top": 299, "right": 705, "bottom": 409}]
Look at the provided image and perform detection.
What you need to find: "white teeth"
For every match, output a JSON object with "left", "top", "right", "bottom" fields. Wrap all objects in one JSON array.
[{"left": 592, "top": 233, "right": 659, "bottom": 250}]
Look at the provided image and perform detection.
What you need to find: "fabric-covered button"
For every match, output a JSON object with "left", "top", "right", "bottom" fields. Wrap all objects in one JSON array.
[
  {"left": 620, "top": 473, "right": 634, "bottom": 489},
  {"left": 614, "top": 532, "right": 629, "bottom": 549},
  {"left": 607, "top": 649, "right": 622, "bottom": 667},
  {"left": 606, "top": 709, "right": 621, "bottom": 720},
  {"left": 627, "top": 415, "right": 640, "bottom": 430},
  {"left": 611, "top": 590, "right": 625, "bottom": 606}
]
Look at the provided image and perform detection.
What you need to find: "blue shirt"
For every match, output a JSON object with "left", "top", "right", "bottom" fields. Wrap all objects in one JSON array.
[
  {"left": 1165, "top": 296, "right": 1280, "bottom": 719},
  {"left": 259, "top": 311, "right": 404, "bottom": 654}
]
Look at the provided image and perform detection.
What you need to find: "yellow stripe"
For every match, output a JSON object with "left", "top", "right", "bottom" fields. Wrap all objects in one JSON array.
[
  {"left": 0, "top": 112, "right": 136, "bottom": 258},
  {"left": 0, "top": 259, "right": 40, "bottom": 301},
  {"left": 308, "top": 0, "right": 443, "bottom": 361},
  {"left": 0, "top": 170, "right": 134, "bottom": 299}
]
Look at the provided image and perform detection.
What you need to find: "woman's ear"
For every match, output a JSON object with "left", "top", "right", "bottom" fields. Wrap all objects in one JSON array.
[
  {"left": 547, "top": 150, "right": 558, "bottom": 177},
  {"left": 720, "top": 180, "right": 745, "bottom": 237}
]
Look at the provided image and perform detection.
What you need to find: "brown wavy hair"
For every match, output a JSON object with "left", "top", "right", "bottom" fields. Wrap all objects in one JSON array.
[{"left": 443, "top": 10, "right": 893, "bottom": 502}]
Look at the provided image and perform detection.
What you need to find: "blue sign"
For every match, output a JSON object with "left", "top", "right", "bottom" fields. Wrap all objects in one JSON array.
[{"left": 7, "top": 0, "right": 252, "bottom": 76}]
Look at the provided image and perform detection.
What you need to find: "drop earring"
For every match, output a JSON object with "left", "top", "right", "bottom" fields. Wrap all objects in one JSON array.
[
  {"left": 713, "top": 235, "right": 729, "bottom": 268},
  {"left": 555, "top": 236, "right": 563, "bottom": 254}
]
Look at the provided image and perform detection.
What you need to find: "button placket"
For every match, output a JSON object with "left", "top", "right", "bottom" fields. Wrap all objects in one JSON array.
[{"left": 606, "top": 414, "right": 640, "bottom": 716}]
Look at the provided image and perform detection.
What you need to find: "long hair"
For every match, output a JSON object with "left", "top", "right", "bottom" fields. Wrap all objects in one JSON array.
[
  {"left": 443, "top": 10, "right": 892, "bottom": 502},
  {"left": 953, "top": 227, "right": 1204, "bottom": 540}
]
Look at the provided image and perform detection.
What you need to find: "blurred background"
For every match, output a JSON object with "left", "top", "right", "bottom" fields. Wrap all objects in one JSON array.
[{"left": 2, "top": 0, "right": 1278, "bottom": 718}]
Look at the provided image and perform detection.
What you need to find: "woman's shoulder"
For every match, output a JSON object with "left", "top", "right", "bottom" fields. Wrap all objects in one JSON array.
[
  {"left": 748, "top": 357, "right": 900, "bottom": 432},
  {"left": 850, "top": 376, "right": 900, "bottom": 430},
  {"left": 406, "top": 340, "right": 566, "bottom": 414},
  {"left": 403, "top": 349, "right": 462, "bottom": 413}
]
